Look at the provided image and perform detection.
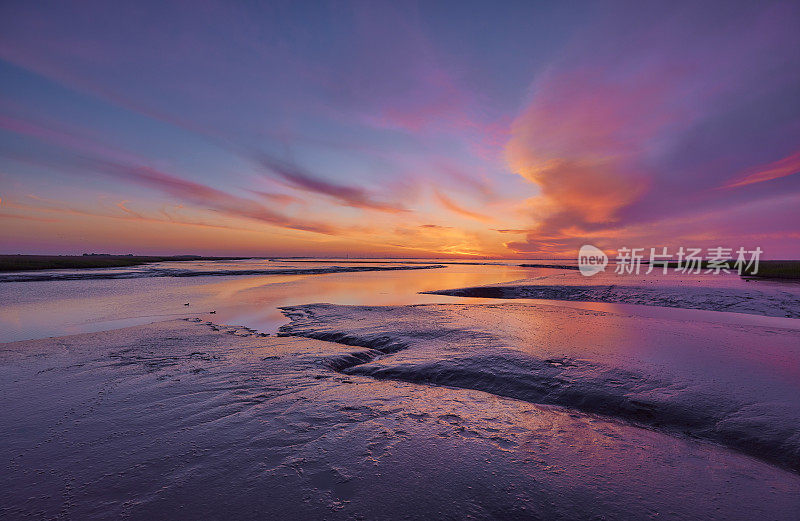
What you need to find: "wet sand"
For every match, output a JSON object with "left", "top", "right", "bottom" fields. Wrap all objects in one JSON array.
[
  {"left": 3, "top": 261, "right": 800, "bottom": 519},
  {"left": 2, "top": 316, "right": 799, "bottom": 520},
  {"left": 280, "top": 302, "right": 800, "bottom": 471},
  {"left": 425, "top": 270, "right": 800, "bottom": 318}
]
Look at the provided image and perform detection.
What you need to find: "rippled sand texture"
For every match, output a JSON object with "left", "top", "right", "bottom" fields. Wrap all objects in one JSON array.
[
  {"left": 426, "top": 272, "right": 800, "bottom": 318},
  {"left": 280, "top": 303, "right": 800, "bottom": 471},
  {"left": 1, "top": 318, "right": 799, "bottom": 520}
]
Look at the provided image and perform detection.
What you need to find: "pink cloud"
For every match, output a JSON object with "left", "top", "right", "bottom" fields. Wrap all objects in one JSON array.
[
  {"left": 503, "top": 3, "right": 800, "bottom": 256},
  {"left": 257, "top": 155, "right": 409, "bottom": 213},
  {"left": 102, "top": 163, "right": 341, "bottom": 235},
  {"left": 723, "top": 151, "right": 800, "bottom": 189}
]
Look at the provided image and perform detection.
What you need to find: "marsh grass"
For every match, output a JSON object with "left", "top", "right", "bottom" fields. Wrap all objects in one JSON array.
[{"left": 0, "top": 255, "right": 250, "bottom": 272}]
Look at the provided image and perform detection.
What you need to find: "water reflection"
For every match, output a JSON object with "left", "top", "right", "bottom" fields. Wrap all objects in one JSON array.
[
  {"left": 1, "top": 259, "right": 797, "bottom": 343},
  {"left": 0, "top": 262, "right": 529, "bottom": 342}
]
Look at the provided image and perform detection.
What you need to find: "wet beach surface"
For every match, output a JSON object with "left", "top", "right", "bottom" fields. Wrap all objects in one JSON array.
[
  {"left": 2, "top": 259, "right": 799, "bottom": 519},
  {"left": 2, "top": 319, "right": 799, "bottom": 520}
]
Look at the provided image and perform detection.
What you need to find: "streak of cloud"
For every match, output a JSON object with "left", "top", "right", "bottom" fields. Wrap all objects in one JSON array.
[
  {"left": 722, "top": 151, "right": 800, "bottom": 189},
  {"left": 102, "top": 163, "right": 341, "bottom": 235},
  {"left": 0, "top": 112, "right": 344, "bottom": 236},
  {"left": 434, "top": 190, "right": 493, "bottom": 223},
  {"left": 4, "top": 196, "right": 253, "bottom": 232},
  {"left": 257, "top": 155, "right": 408, "bottom": 213}
]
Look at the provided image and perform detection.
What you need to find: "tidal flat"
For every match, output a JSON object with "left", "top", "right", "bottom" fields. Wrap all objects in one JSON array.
[{"left": 2, "top": 259, "right": 799, "bottom": 519}]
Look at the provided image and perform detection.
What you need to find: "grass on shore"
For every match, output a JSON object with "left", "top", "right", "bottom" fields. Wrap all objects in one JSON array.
[
  {"left": 743, "top": 261, "right": 800, "bottom": 280},
  {"left": 0, "top": 255, "right": 252, "bottom": 272},
  {"left": 641, "top": 260, "right": 800, "bottom": 279}
]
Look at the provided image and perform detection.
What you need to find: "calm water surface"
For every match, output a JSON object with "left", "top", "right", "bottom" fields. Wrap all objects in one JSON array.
[{"left": 1, "top": 258, "right": 797, "bottom": 343}]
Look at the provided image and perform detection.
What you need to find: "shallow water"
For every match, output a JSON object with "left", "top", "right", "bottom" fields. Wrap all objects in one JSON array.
[
  {"left": 3, "top": 260, "right": 800, "bottom": 518},
  {"left": 280, "top": 302, "right": 800, "bottom": 471},
  {"left": 0, "top": 260, "right": 515, "bottom": 342},
  {"left": 2, "top": 319, "right": 798, "bottom": 520},
  {"left": 1, "top": 258, "right": 798, "bottom": 342}
]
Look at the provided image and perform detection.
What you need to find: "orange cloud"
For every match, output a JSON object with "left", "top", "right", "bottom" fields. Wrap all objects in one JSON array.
[
  {"left": 434, "top": 190, "right": 493, "bottom": 223},
  {"left": 501, "top": 66, "right": 677, "bottom": 254}
]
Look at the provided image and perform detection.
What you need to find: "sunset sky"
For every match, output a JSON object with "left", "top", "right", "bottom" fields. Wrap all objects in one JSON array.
[{"left": 1, "top": 0, "right": 798, "bottom": 258}]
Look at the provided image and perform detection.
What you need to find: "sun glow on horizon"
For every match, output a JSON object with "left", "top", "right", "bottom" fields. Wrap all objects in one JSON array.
[{"left": 0, "top": 1, "right": 798, "bottom": 258}]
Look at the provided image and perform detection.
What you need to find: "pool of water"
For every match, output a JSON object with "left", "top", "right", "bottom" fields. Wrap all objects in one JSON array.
[{"left": 1, "top": 258, "right": 797, "bottom": 343}]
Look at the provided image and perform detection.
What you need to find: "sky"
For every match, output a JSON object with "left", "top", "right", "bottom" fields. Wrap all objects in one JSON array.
[{"left": 0, "top": 0, "right": 798, "bottom": 258}]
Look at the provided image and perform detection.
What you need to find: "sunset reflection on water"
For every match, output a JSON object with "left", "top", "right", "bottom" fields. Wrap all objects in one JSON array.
[{"left": 1, "top": 259, "right": 797, "bottom": 343}]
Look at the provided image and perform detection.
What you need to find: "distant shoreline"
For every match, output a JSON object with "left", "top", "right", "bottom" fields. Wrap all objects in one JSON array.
[
  {"left": 1, "top": 255, "right": 798, "bottom": 280},
  {"left": 0, "top": 254, "right": 254, "bottom": 272}
]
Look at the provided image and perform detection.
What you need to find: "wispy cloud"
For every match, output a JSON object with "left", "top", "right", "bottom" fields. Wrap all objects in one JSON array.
[
  {"left": 493, "top": 228, "right": 529, "bottom": 234},
  {"left": 0, "top": 112, "right": 346, "bottom": 235},
  {"left": 434, "top": 190, "right": 492, "bottom": 223},
  {"left": 1, "top": 1, "right": 798, "bottom": 257},
  {"left": 102, "top": 163, "right": 341, "bottom": 235},
  {"left": 722, "top": 151, "right": 800, "bottom": 189},
  {"left": 4, "top": 195, "right": 253, "bottom": 232},
  {"left": 115, "top": 200, "right": 143, "bottom": 219},
  {"left": 249, "top": 190, "right": 305, "bottom": 206},
  {"left": 257, "top": 155, "right": 408, "bottom": 213},
  {"left": 419, "top": 223, "right": 453, "bottom": 230}
]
